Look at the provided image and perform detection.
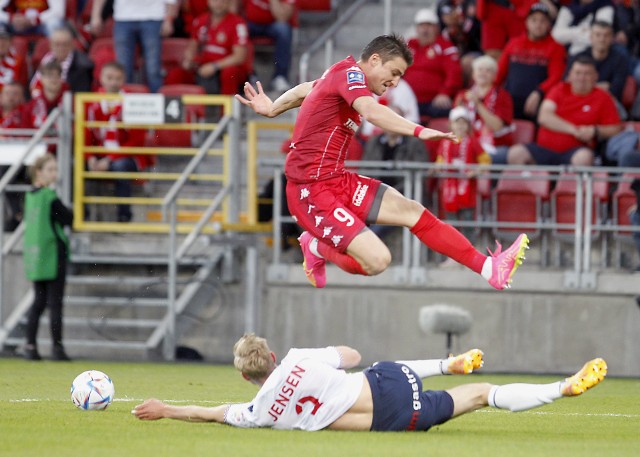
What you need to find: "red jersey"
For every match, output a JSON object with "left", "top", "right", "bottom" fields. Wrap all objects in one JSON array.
[
  {"left": 0, "top": 106, "right": 26, "bottom": 130},
  {"left": 454, "top": 85, "right": 514, "bottom": 148},
  {"left": 85, "top": 89, "right": 150, "bottom": 170},
  {"left": 0, "top": 48, "right": 27, "bottom": 90},
  {"left": 536, "top": 82, "right": 620, "bottom": 152},
  {"left": 22, "top": 90, "right": 63, "bottom": 129},
  {"left": 243, "top": 0, "right": 296, "bottom": 24},
  {"left": 285, "top": 56, "right": 373, "bottom": 183},
  {"left": 191, "top": 12, "right": 249, "bottom": 64},
  {"left": 403, "top": 36, "right": 463, "bottom": 103},
  {"left": 436, "top": 135, "right": 486, "bottom": 212}
]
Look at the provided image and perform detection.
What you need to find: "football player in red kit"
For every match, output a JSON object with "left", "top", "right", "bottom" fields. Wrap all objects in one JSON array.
[{"left": 236, "top": 34, "right": 529, "bottom": 290}]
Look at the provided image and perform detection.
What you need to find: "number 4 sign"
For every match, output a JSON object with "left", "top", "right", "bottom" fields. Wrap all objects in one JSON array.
[{"left": 164, "top": 96, "right": 184, "bottom": 123}]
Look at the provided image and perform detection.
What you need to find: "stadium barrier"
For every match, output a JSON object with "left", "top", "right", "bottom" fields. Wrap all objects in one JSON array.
[{"left": 255, "top": 146, "right": 640, "bottom": 289}]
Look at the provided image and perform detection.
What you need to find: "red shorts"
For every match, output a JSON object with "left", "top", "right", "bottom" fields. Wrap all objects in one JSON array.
[
  {"left": 481, "top": 3, "right": 525, "bottom": 51},
  {"left": 286, "top": 172, "right": 385, "bottom": 252}
]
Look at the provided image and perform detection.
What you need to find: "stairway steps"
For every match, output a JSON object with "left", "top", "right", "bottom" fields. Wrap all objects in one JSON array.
[{"left": 65, "top": 296, "right": 167, "bottom": 307}]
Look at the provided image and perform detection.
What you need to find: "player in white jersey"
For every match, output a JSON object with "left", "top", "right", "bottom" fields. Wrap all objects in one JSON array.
[{"left": 133, "top": 334, "right": 607, "bottom": 431}]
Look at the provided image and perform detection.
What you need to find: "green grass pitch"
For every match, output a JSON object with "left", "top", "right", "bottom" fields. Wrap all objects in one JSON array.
[{"left": 1, "top": 358, "right": 638, "bottom": 457}]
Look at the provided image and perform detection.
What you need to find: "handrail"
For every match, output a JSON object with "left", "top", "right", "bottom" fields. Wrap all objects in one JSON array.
[
  {"left": 162, "top": 115, "right": 231, "bottom": 210},
  {"left": 0, "top": 107, "right": 60, "bottom": 193},
  {"left": 299, "top": 0, "right": 369, "bottom": 82}
]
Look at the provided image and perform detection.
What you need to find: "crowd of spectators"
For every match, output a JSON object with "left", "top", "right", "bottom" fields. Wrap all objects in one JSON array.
[{"left": 1, "top": 1, "right": 640, "bottom": 236}]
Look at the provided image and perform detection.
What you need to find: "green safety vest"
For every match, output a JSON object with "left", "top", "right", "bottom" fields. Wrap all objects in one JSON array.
[{"left": 23, "top": 187, "right": 69, "bottom": 281}]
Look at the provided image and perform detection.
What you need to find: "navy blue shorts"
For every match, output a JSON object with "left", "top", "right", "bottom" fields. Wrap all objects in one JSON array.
[
  {"left": 363, "top": 362, "right": 454, "bottom": 432},
  {"left": 525, "top": 143, "right": 583, "bottom": 165}
]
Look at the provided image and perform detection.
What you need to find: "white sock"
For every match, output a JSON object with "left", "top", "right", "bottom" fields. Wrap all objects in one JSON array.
[
  {"left": 309, "top": 237, "right": 323, "bottom": 258},
  {"left": 481, "top": 258, "right": 492, "bottom": 280},
  {"left": 395, "top": 359, "right": 448, "bottom": 377},
  {"left": 488, "top": 382, "right": 563, "bottom": 412}
]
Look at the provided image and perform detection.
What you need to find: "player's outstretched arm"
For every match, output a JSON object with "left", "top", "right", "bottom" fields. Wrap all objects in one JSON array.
[
  {"left": 335, "top": 346, "right": 362, "bottom": 369},
  {"left": 235, "top": 80, "right": 314, "bottom": 118},
  {"left": 353, "top": 96, "right": 458, "bottom": 143},
  {"left": 132, "top": 398, "right": 228, "bottom": 423}
]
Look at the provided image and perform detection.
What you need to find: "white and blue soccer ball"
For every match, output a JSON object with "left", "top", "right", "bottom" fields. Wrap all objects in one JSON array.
[{"left": 71, "top": 370, "right": 115, "bottom": 411}]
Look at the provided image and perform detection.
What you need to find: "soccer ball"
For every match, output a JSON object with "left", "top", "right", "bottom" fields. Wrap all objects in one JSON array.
[{"left": 70, "top": 370, "right": 115, "bottom": 411}]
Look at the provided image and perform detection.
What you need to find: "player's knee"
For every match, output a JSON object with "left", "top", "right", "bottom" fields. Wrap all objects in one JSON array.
[{"left": 363, "top": 248, "right": 391, "bottom": 275}]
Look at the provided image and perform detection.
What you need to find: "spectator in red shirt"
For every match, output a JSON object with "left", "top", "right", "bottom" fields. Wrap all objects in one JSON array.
[
  {"left": 0, "top": 80, "right": 25, "bottom": 129},
  {"left": 179, "top": 0, "right": 250, "bottom": 96},
  {"left": 0, "top": 0, "right": 65, "bottom": 36},
  {"left": 23, "top": 60, "right": 65, "bottom": 133},
  {"left": 496, "top": 3, "right": 567, "bottom": 121},
  {"left": 0, "top": 80, "right": 27, "bottom": 230},
  {"left": 0, "top": 23, "right": 27, "bottom": 90},
  {"left": 86, "top": 61, "right": 149, "bottom": 222},
  {"left": 454, "top": 54, "right": 514, "bottom": 158},
  {"left": 436, "top": 106, "right": 491, "bottom": 244},
  {"left": 403, "top": 8, "right": 463, "bottom": 120},
  {"left": 240, "top": 0, "right": 295, "bottom": 92},
  {"left": 475, "top": 0, "right": 551, "bottom": 61},
  {"left": 507, "top": 55, "right": 622, "bottom": 166}
]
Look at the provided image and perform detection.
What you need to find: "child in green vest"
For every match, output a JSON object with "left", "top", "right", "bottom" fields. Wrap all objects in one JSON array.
[{"left": 23, "top": 154, "right": 73, "bottom": 361}]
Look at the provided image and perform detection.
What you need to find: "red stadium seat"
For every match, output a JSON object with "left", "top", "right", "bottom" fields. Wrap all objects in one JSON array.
[
  {"left": 493, "top": 169, "right": 550, "bottom": 241},
  {"left": 298, "top": 0, "right": 332, "bottom": 11},
  {"left": 161, "top": 38, "right": 190, "bottom": 75},
  {"left": 152, "top": 85, "right": 207, "bottom": 147},
  {"left": 622, "top": 75, "right": 637, "bottom": 111},
  {"left": 31, "top": 37, "right": 50, "bottom": 70},
  {"left": 122, "top": 83, "right": 150, "bottom": 93},
  {"left": 89, "top": 37, "right": 117, "bottom": 81},
  {"left": 512, "top": 119, "right": 536, "bottom": 144},
  {"left": 612, "top": 174, "right": 640, "bottom": 266},
  {"left": 550, "top": 172, "right": 610, "bottom": 265}
]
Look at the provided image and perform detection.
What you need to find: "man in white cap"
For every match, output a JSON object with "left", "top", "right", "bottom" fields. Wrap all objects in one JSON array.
[{"left": 403, "top": 8, "right": 463, "bottom": 120}]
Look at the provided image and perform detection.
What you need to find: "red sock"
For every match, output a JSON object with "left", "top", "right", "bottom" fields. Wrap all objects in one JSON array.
[
  {"left": 410, "top": 209, "right": 486, "bottom": 273},
  {"left": 317, "top": 241, "right": 368, "bottom": 276}
]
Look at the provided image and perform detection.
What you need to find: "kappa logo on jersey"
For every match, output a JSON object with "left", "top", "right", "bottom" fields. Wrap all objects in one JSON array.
[
  {"left": 322, "top": 226, "right": 333, "bottom": 237},
  {"left": 347, "top": 70, "right": 365, "bottom": 85},
  {"left": 315, "top": 215, "right": 324, "bottom": 227},
  {"left": 300, "top": 188, "right": 310, "bottom": 200},
  {"left": 352, "top": 182, "right": 369, "bottom": 207},
  {"left": 307, "top": 204, "right": 315, "bottom": 214},
  {"left": 331, "top": 235, "right": 343, "bottom": 247}
]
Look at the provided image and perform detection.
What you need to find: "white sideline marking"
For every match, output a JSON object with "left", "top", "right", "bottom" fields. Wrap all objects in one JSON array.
[{"left": 8, "top": 398, "right": 229, "bottom": 404}]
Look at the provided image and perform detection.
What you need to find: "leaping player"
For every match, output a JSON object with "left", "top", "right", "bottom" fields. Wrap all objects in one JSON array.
[{"left": 236, "top": 34, "right": 529, "bottom": 289}]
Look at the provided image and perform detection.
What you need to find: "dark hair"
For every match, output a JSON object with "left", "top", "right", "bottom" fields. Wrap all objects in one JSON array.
[
  {"left": 361, "top": 34, "right": 413, "bottom": 66},
  {"left": 571, "top": 54, "right": 597, "bottom": 70},
  {"left": 591, "top": 20, "right": 613, "bottom": 31},
  {"left": 101, "top": 60, "right": 126, "bottom": 74},
  {"left": 39, "top": 60, "right": 63, "bottom": 75}
]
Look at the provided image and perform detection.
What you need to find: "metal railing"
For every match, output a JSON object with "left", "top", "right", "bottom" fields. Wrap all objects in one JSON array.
[{"left": 257, "top": 156, "right": 640, "bottom": 289}]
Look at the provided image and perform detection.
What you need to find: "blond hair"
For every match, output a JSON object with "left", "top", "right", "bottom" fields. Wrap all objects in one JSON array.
[
  {"left": 28, "top": 153, "right": 56, "bottom": 183},
  {"left": 472, "top": 54, "right": 498, "bottom": 73},
  {"left": 233, "top": 333, "right": 274, "bottom": 379}
]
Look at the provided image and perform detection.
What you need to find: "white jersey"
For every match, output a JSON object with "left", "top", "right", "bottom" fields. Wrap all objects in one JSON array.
[{"left": 224, "top": 347, "right": 364, "bottom": 431}]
